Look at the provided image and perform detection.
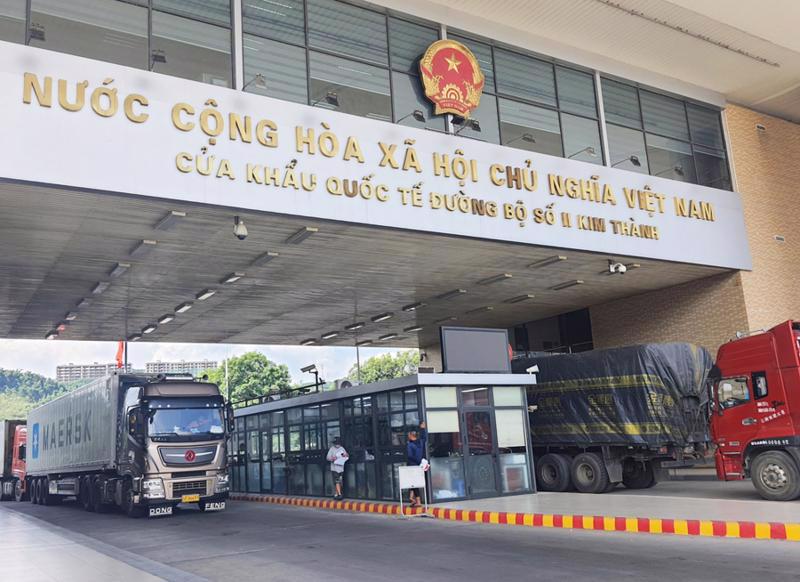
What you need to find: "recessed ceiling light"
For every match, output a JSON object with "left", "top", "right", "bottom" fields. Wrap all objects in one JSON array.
[
  {"left": 379, "top": 333, "right": 398, "bottom": 341},
  {"left": 285, "top": 226, "right": 318, "bottom": 244},
  {"left": 92, "top": 281, "right": 111, "bottom": 295},
  {"left": 45, "top": 330, "right": 58, "bottom": 340},
  {"left": 552, "top": 280, "right": 584, "bottom": 291},
  {"left": 402, "top": 302, "right": 426, "bottom": 312},
  {"left": 251, "top": 250, "right": 279, "bottom": 267},
  {"left": 371, "top": 312, "right": 393, "bottom": 323},
  {"left": 196, "top": 289, "right": 216, "bottom": 301},
  {"left": 175, "top": 301, "right": 193, "bottom": 313},
  {"left": 221, "top": 272, "right": 245, "bottom": 284},
  {"left": 504, "top": 294, "right": 535, "bottom": 304},
  {"left": 109, "top": 262, "right": 131, "bottom": 279},
  {"left": 477, "top": 273, "right": 512, "bottom": 285},
  {"left": 356, "top": 339, "right": 373, "bottom": 346},
  {"left": 129, "top": 239, "right": 157, "bottom": 258},
  {"left": 64, "top": 312, "right": 78, "bottom": 321},
  {"left": 142, "top": 324, "right": 157, "bottom": 334},
  {"left": 154, "top": 210, "right": 186, "bottom": 231},
  {"left": 345, "top": 322, "right": 365, "bottom": 331},
  {"left": 300, "top": 338, "right": 317, "bottom": 346},
  {"left": 403, "top": 325, "right": 423, "bottom": 333},
  {"left": 466, "top": 306, "right": 494, "bottom": 314},
  {"left": 158, "top": 314, "right": 175, "bottom": 324},
  {"left": 528, "top": 255, "right": 567, "bottom": 269},
  {"left": 128, "top": 333, "right": 142, "bottom": 342},
  {"left": 434, "top": 316, "right": 457, "bottom": 325},
  {"left": 436, "top": 289, "right": 467, "bottom": 300},
  {"left": 321, "top": 331, "right": 339, "bottom": 340},
  {"left": 76, "top": 298, "right": 91, "bottom": 309}
]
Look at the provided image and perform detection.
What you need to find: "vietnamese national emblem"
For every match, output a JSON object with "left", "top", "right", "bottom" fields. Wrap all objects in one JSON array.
[{"left": 419, "top": 39, "right": 485, "bottom": 118}]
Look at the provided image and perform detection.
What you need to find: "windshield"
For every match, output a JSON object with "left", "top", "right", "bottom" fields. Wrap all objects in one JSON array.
[{"left": 149, "top": 408, "right": 224, "bottom": 439}]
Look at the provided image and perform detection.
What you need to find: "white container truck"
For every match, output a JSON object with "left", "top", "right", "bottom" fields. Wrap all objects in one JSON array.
[{"left": 26, "top": 372, "right": 233, "bottom": 517}]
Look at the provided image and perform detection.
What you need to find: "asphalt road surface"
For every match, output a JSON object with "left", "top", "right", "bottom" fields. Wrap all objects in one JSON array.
[{"left": 2, "top": 499, "right": 798, "bottom": 582}]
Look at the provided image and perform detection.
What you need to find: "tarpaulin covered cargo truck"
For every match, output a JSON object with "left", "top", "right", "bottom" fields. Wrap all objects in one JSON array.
[
  {"left": 25, "top": 372, "right": 234, "bottom": 517},
  {"left": 513, "top": 343, "right": 712, "bottom": 494}
]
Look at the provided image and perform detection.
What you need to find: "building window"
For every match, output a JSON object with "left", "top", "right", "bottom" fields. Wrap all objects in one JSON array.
[
  {"left": 0, "top": 0, "right": 26, "bottom": 43},
  {"left": 561, "top": 113, "right": 602, "bottom": 165},
  {"left": 388, "top": 17, "right": 437, "bottom": 74},
  {"left": 309, "top": 50, "right": 391, "bottom": 120},
  {"left": 153, "top": 0, "right": 230, "bottom": 27},
  {"left": 307, "top": 0, "right": 387, "bottom": 65},
  {"left": 243, "top": 35, "right": 307, "bottom": 102},
  {"left": 243, "top": 0, "right": 304, "bottom": 45}
]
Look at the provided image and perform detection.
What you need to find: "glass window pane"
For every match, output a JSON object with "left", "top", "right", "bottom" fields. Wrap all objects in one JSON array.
[
  {"left": 153, "top": 0, "right": 230, "bottom": 26},
  {"left": 493, "top": 386, "right": 523, "bottom": 407},
  {"left": 561, "top": 113, "right": 602, "bottom": 165},
  {"left": 601, "top": 78, "right": 641, "bottom": 129},
  {"left": 321, "top": 402, "right": 339, "bottom": 420},
  {"left": 30, "top": 0, "right": 148, "bottom": 69},
  {"left": 259, "top": 413, "right": 270, "bottom": 430},
  {"left": 449, "top": 34, "right": 494, "bottom": 92},
  {"left": 687, "top": 104, "right": 724, "bottom": 149},
  {"left": 640, "top": 90, "right": 689, "bottom": 141},
  {"left": 499, "top": 98, "right": 561, "bottom": 157},
  {"left": 247, "top": 462, "right": 260, "bottom": 492},
  {"left": 389, "top": 18, "right": 438, "bottom": 73},
  {"left": 287, "top": 408, "right": 302, "bottom": 424},
  {"left": 495, "top": 409, "right": 526, "bottom": 448},
  {"left": 261, "top": 461, "right": 272, "bottom": 491},
  {"left": 694, "top": 145, "right": 731, "bottom": 190},
  {"left": 391, "top": 71, "right": 445, "bottom": 131},
  {"left": 494, "top": 48, "right": 555, "bottom": 106},
  {"left": 377, "top": 393, "right": 389, "bottom": 413},
  {"left": 430, "top": 456, "right": 465, "bottom": 500},
  {"left": 307, "top": 0, "right": 387, "bottom": 65},
  {"left": 453, "top": 94, "right": 499, "bottom": 143},
  {"left": 152, "top": 11, "right": 232, "bottom": 87},
  {"left": 427, "top": 410, "right": 459, "bottom": 433},
  {"left": 424, "top": 386, "right": 457, "bottom": 408},
  {"left": 498, "top": 453, "right": 530, "bottom": 493},
  {"left": 247, "top": 431, "right": 260, "bottom": 459},
  {"left": 404, "top": 389, "right": 419, "bottom": 409},
  {"left": 242, "top": 0, "right": 304, "bottom": 45},
  {"left": 646, "top": 133, "right": 697, "bottom": 183},
  {"left": 309, "top": 51, "right": 391, "bottom": 122},
  {"left": 390, "top": 391, "right": 403, "bottom": 411},
  {"left": 245, "top": 414, "right": 258, "bottom": 430},
  {"left": 607, "top": 124, "right": 649, "bottom": 174},
  {"left": 0, "top": 0, "right": 26, "bottom": 43},
  {"left": 461, "top": 387, "right": 489, "bottom": 407},
  {"left": 271, "top": 410, "right": 285, "bottom": 427},
  {"left": 304, "top": 405, "right": 320, "bottom": 420},
  {"left": 261, "top": 432, "right": 271, "bottom": 460},
  {"left": 556, "top": 67, "right": 596, "bottom": 117},
  {"left": 289, "top": 426, "right": 302, "bottom": 451}
]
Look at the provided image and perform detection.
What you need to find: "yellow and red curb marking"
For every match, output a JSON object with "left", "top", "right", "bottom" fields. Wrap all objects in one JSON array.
[{"left": 231, "top": 493, "right": 800, "bottom": 542}]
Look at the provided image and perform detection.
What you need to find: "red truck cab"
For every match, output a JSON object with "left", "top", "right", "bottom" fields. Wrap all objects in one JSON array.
[
  {"left": 711, "top": 320, "right": 800, "bottom": 501},
  {"left": 12, "top": 425, "right": 27, "bottom": 500}
]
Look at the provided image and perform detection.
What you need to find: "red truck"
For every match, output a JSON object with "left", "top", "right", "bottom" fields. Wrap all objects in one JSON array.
[{"left": 0, "top": 421, "right": 27, "bottom": 502}]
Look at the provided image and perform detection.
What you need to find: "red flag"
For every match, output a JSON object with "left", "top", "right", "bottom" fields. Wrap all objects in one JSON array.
[{"left": 116, "top": 341, "right": 125, "bottom": 369}]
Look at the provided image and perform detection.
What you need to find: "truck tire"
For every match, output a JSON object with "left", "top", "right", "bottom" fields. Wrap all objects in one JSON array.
[
  {"left": 0, "top": 481, "right": 11, "bottom": 501},
  {"left": 33, "top": 478, "right": 43, "bottom": 505},
  {"left": 80, "top": 477, "right": 93, "bottom": 511},
  {"left": 90, "top": 478, "right": 110, "bottom": 513},
  {"left": 15, "top": 479, "right": 27, "bottom": 502},
  {"left": 622, "top": 460, "right": 656, "bottom": 489},
  {"left": 750, "top": 451, "right": 800, "bottom": 502},
  {"left": 536, "top": 454, "right": 573, "bottom": 491},
  {"left": 571, "top": 453, "right": 610, "bottom": 494},
  {"left": 121, "top": 479, "right": 144, "bottom": 518}
]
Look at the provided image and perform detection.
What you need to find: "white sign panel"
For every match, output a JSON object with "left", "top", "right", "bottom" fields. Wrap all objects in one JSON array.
[
  {"left": 398, "top": 465, "right": 426, "bottom": 490},
  {"left": 0, "top": 42, "right": 751, "bottom": 269}
]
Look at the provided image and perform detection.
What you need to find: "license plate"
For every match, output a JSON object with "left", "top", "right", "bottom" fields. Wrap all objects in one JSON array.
[
  {"left": 148, "top": 505, "right": 173, "bottom": 517},
  {"left": 203, "top": 501, "right": 226, "bottom": 512},
  {"left": 181, "top": 494, "right": 200, "bottom": 503}
]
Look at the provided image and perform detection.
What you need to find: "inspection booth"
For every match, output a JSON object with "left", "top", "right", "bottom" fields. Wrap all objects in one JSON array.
[{"left": 230, "top": 374, "right": 536, "bottom": 502}]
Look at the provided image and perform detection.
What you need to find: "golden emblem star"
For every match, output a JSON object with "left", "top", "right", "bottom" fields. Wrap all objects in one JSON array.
[{"left": 445, "top": 52, "right": 461, "bottom": 72}]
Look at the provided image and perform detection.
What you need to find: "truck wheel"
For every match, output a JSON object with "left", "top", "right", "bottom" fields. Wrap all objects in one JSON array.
[
  {"left": 29, "top": 479, "right": 37, "bottom": 504},
  {"left": 536, "top": 454, "right": 573, "bottom": 492},
  {"left": 622, "top": 460, "right": 656, "bottom": 489},
  {"left": 121, "top": 480, "right": 144, "bottom": 518},
  {"left": 90, "top": 479, "right": 110, "bottom": 513},
  {"left": 0, "top": 481, "right": 11, "bottom": 501},
  {"left": 80, "top": 477, "right": 93, "bottom": 511},
  {"left": 571, "top": 453, "right": 610, "bottom": 494},
  {"left": 15, "top": 479, "right": 27, "bottom": 502},
  {"left": 751, "top": 451, "right": 800, "bottom": 501}
]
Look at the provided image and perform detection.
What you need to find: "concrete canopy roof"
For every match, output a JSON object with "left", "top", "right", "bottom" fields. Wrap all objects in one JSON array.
[{"left": 0, "top": 180, "right": 725, "bottom": 348}]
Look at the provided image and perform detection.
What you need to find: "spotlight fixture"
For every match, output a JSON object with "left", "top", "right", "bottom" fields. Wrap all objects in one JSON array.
[
  {"left": 379, "top": 333, "right": 398, "bottom": 341},
  {"left": 552, "top": 280, "right": 584, "bottom": 291},
  {"left": 403, "top": 325, "right": 423, "bottom": 333},
  {"left": 233, "top": 216, "right": 248, "bottom": 240},
  {"left": 242, "top": 73, "right": 267, "bottom": 91},
  {"left": 356, "top": 339, "right": 373, "bottom": 346},
  {"left": 528, "top": 255, "right": 567, "bottom": 269},
  {"left": 371, "top": 312, "right": 393, "bottom": 323},
  {"left": 153, "top": 210, "right": 186, "bottom": 231},
  {"left": 45, "top": 330, "right": 58, "bottom": 340},
  {"left": 175, "top": 301, "right": 193, "bottom": 313},
  {"left": 507, "top": 133, "right": 536, "bottom": 145},
  {"left": 158, "top": 313, "right": 175, "bottom": 324},
  {"left": 611, "top": 155, "right": 642, "bottom": 168},
  {"left": 76, "top": 298, "right": 91, "bottom": 309},
  {"left": 142, "top": 324, "right": 157, "bottom": 334},
  {"left": 454, "top": 117, "right": 481, "bottom": 134},
  {"left": 300, "top": 338, "right": 317, "bottom": 346},
  {"left": 285, "top": 226, "right": 318, "bottom": 244},
  {"left": 436, "top": 288, "right": 467, "bottom": 300},
  {"left": 434, "top": 316, "right": 457, "bottom": 325},
  {"left": 402, "top": 302, "right": 426, "bottom": 312},
  {"left": 504, "top": 294, "right": 535, "bottom": 304},
  {"left": 128, "top": 333, "right": 142, "bottom": 342},
  {"left": 196, "top": 289, "right": 216, "bottom": 301},
  {"left": 29, "top": 23, "right": 46, "bottom": 41},
  {"left": 92, "top": 281, "right": 111, "bottom": 295},
  {"left": 312, "top": 89, "right": 340, "bottom": 107},
  {"left": 345, "top": 322, "right": 366, "bottom": 331},
  {"left": 397, "top": 109, "right": 426, "bottom": 123},
  {"left": 251, "top": 250, "right": 279, "bottom": 267},
  {"left": 466, "top": 306, "right": 494, "bottom": 314},
  {"left": 221, "top": 272, "right": 245, "bottom": 284},
  {"left": 321, "top": 331, "right": 339, "bottom": 340},
  {"left": 150, "top": 49, "right": 167, "bottom": 68},
  {"left": 129, "top": 239, "right": 157, "bottom": 258},
  {"left": 477, "top": 273, "right": 512, "bottom": 286},
  {"left": 109, "top": 262, "right": 130, "bottom": 279},
  {"left": 64, "top": 312, "right": 78, "bottom": 321},
  {"left": 567, "top": 146, "right": 597, "bottom": 159}
]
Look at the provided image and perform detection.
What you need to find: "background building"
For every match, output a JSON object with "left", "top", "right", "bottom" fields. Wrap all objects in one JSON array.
[
  {"left": 56, "top": 362, "right": 133, "bottom": 382},
  {"left": 145, "top": 360, "right": 218, "bottom": 376}
]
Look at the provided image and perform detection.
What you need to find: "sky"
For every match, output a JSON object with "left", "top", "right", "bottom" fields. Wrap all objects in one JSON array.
[{"left": 0, "top": 339, "right": 408, "bottom": 384}]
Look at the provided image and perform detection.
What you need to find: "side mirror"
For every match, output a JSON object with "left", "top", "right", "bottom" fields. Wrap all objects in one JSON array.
[
  {"left": 226, "top": 403, "right": 235, "bottom": 433},
  {"left": 128, "top": 408, "right": 145, "bottom": 443}
]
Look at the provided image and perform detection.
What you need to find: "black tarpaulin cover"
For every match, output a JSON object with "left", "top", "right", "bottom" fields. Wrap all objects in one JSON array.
[{"left": 514, "top": 343, "right": 712, "bottom": 447}]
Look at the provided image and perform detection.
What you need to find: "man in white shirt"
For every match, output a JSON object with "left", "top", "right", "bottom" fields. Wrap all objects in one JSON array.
[{"left": 326, "top": 436, "right": 348, "bottom": 500}]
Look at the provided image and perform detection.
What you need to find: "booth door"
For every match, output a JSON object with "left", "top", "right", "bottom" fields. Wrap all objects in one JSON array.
[{"left": 462, "top": 410, "right": 499, "bottom": 498}]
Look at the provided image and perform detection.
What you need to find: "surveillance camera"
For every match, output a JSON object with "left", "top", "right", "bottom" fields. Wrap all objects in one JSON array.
[
  {"left": 233, "top": 216, "right": 248, "bottom": 240},
  {"left": 526, "top": 364, "right": 539, "bottom": 374},
  {"left": 609, "top": 261, "right": 627, "bottom": 275}
]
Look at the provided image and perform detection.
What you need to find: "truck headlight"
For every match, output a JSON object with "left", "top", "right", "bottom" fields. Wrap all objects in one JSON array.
[
  {"left": 214, "top": 473, "right": 230, "bottom": 493},
  {"left": 142, "top": 478, "right": 165, "bottom": 499}
]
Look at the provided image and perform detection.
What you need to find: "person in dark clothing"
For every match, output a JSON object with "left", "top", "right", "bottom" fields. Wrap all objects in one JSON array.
[{"left": 406, "top": 421, "right": 427, "bottom": 507}]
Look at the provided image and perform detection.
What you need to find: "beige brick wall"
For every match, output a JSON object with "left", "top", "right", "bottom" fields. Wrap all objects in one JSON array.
[{"left": 591, "top": 104, "right": 800, "bottom": 353}]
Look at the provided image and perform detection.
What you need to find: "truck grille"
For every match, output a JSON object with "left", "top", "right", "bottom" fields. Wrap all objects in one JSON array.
[{"left": 173, "top": 480, "right": 207, "bottom": 495}]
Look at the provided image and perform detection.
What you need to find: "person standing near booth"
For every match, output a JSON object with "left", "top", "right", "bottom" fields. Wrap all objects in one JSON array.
[
  {"left": 406, "top": 421, "right": 427, "bottom": 507},
  {"left": 326, "top": 437, "right": 348, "bottom": 500}
]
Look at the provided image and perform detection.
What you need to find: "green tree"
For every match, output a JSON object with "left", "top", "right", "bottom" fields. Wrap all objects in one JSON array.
[
  {"left": 204, "top": 352, "right": 291, "bottom": 405},
  {"left": 347, "top": 350, "right": 419, "bottom": 384}
]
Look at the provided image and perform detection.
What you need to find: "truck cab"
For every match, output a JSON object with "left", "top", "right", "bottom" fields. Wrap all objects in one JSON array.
[{"left": 710, "top": 321, "right": 800, "bottom": 501}]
